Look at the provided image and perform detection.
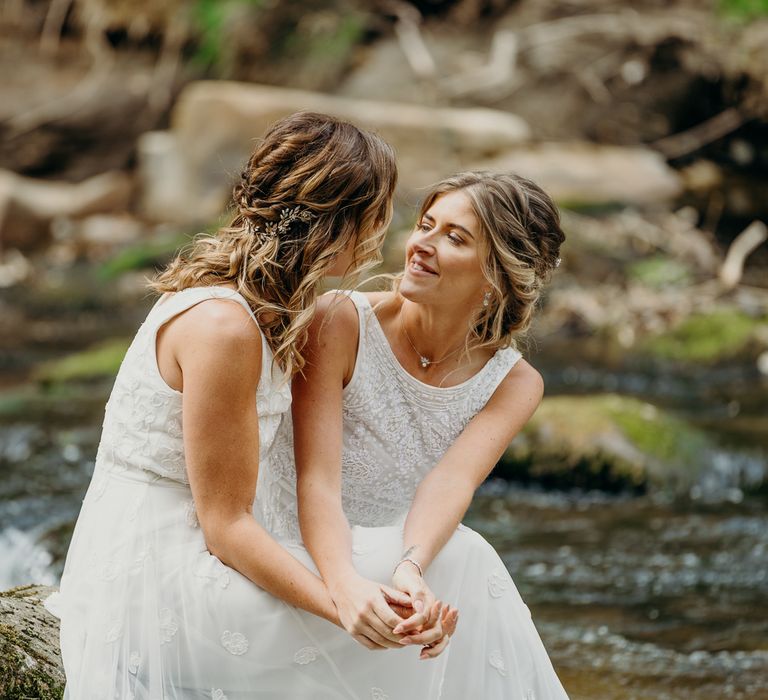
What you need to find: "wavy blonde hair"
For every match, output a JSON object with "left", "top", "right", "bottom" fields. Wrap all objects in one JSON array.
[
  {"left": 396, "top": 171, "right": 564, "bottom": 354},
  {"left": 151, "top": 112, "right": 397, "bottom": 376}
]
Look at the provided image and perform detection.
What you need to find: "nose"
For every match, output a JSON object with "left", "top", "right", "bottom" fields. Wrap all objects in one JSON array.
[{"left": 412, "top": 230, "right": 436, "bottom": 254}]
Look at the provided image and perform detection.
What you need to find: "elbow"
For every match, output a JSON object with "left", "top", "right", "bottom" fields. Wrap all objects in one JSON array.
[
  {"left": 200, "top": 517, "right": 229, "bottom": 561},
  {"left": 197, "top": 507, "right": 248, "bottom": 564}
]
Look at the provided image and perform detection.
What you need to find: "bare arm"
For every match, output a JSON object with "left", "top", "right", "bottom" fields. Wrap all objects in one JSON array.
[
  {"left": 393, "top": 360, "right": 544, "bottom": 633},
  {"left": 293, "top": 295, "right": 420, "bottom": 649},
  {"left": 171, "top": 300, "right": 338, "bottom": 624}
]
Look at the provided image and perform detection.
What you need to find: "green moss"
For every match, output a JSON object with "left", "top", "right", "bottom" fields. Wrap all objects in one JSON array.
[
  {"left": 627, "top": 256, "right": 692, "bottom": 288},
  {"left": 641, "top": 310, "right": 764, "bottom": 362},
  {"left": 601, "top": 396, "right": 708, "bottom": 466},
  {"left": 98, "top": 232, "right": 193, "bottom": 280},
  {"left": 191, "top": 0, "right": 266, "bottom": 70},
  {"left": 0, "top": 623, "right": 64, "bottom": 700},
  {"left": 0, "top": 383, "right": 110, "bottom": 422},
  {"left": 500, "top": 394, "right": 716, "bottom": 492},
  {"left": 287, "top": 12, "right": 365, "bottom": 64},
  {"left": 719, "top": 0, "right": 768, "bottom": 21},
  {"left": 33, "top": 339, "right": 130, "bottom": 385},
  {"left": 0, "top": 585, "right": 42, "bottom": 599}
]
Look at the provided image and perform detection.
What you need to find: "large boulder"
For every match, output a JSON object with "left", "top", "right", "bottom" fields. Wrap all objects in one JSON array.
[
  {"left": 500, "top": 394, "right": 765, "bottom": 498},
  {"left": 475, "top": 142, "right": 683, "bottom": 207},
  {"left": 143, "top": 81, "right": 531, "bottom": 223},
  {"left": 0, "top": 585, "right": 64, "bottom": 700}
]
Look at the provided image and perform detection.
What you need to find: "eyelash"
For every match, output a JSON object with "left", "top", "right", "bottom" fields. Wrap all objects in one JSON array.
[{"left": 418, "top": 223, "right": 463, "bottom": 246}]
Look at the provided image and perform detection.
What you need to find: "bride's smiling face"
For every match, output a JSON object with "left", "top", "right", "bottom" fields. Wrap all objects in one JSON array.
[{"left": 400, "top": 189, "right": 489, "bottom": 310}]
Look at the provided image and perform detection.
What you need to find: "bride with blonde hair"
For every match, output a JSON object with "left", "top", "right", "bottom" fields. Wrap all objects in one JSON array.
[{"left": 260, "top": 170, "right": 571, "bottom": 698}]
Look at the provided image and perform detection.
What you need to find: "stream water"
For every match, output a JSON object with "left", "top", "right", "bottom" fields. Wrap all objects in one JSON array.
[
  {"left": 0, "top": 288, "right": 766, "bottom": 699},
  {"left": 1, "top": 387, "right": 766, "bottom": 699}
]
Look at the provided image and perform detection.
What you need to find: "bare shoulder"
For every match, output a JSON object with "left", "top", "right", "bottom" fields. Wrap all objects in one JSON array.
[
  {"left": 170, "top": 298, "right": 263, "bottom": 358},
  {"left": 313, "top": 291, "right": 360, "bottom": 339},
  {"left": 494, "top": 356, "right": 545, "bottom": 405}
]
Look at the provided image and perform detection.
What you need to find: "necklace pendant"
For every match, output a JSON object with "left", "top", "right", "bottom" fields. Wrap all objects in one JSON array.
[{"left": 419, "top": 356, "right": 430, "bottom": 369}]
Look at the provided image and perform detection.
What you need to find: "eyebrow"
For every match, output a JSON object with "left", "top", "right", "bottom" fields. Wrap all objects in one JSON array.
[{"left": 423, "top": 213, "right": 475, "bottom": 239}]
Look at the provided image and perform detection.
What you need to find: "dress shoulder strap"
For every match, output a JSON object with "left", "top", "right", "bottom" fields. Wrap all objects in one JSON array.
[
  {"left": 150, "top": 286, "right": 261, "bottom": 330},
  {"left": 467, "top": 345, "right": 524, "bottom": 410},
  {"left": 342, "top": 290, "right": 373, "bottom": 338},
  {"left": 145, "top": 287, "right": 272, "bottom": 379}
]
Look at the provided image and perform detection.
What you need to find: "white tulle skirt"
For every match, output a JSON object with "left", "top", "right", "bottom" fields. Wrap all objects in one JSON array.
[{"left": 48, "top": 466, "right": 568, "bottom": 699}]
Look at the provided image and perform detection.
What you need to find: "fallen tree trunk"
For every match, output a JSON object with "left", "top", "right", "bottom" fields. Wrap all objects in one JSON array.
[{"left": 0, "top": 585, "right": 64, "bottom": 700}]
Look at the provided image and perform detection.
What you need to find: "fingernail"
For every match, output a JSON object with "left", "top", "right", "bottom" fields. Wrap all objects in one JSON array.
[
  {"left": 414, "top": 600, "right": 424, "bottom": 612},
  {"left": 399, "top": 639, "right": 412, "bottom": 645}
]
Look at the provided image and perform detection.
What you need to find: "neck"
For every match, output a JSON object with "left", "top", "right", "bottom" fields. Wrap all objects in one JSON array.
[{"left": 399, "top": 298, "right": 473, "bottom": 363}]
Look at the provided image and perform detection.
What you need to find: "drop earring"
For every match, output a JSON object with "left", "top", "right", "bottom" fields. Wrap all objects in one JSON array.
[{"left": 483, "top": 291, "right": 491, "bottom": 308}]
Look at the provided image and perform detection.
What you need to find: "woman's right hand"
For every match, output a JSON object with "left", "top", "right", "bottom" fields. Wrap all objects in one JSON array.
[{"left": 329, "top": 574, "right": 413, "bottom": 650}]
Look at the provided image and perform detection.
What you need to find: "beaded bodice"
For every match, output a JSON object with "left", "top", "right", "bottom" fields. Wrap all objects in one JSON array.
[
  {"left": 256, "top": 291, "right": 522, "bottom": 540},
  {"left": 93, "top": 287, "right": 291, "bottom": 487}
]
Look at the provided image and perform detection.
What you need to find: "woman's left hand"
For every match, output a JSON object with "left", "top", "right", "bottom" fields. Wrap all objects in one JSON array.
[
  {"left": 387, "top": 561, "right": 456, "bottom": 652},
  {"left": 419, "top": 605, "right": 459, "bottom": 660}
]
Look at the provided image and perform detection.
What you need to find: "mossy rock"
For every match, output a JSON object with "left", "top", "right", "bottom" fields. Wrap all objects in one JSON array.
[
  {"left": 498, "top": 394, "right": 713, "bottom": 493},
  {"left": 639, "top": 309, "right": 767, "bottom": 364},
  {"left": 0, "top": 382, "right": 112, "bottom": 424},
  {"left": 0, "top": 585, "right": 64, "bottom": 700},
  {"left": 32, "top": 339, "right": 130, "bottom": 386}
]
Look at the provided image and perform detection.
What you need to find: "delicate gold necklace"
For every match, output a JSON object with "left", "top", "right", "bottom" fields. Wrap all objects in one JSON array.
[{"left": 400, "top": 314, "right": 465, "bottom": 369}]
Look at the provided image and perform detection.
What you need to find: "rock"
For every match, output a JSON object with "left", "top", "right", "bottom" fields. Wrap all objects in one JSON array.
[
  {"left": 0, "top": 170, "right": 133, "bottom": 252},
  {"left": 498, "top": 394, "right": 764, "bottom": 496},
  {"left": 475, "top": 142, "right": 683, "bottom": 207},
  {"left": 0, "top": 585, "right": 64, "bottom": 700},
  {"left": 639, "top": 309, "right": 768, "bottom": 364},
  {"left": 136, "top": 131, "right": 191, "bottom": 223},
  {"left": 76, "top": 215, "right": 144, "bottom": 248},
  {"left": 165, "top": 81, "right": 531, "bottom": 222}
]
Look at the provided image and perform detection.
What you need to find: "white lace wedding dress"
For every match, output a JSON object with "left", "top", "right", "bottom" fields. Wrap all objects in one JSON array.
[
  {"left": 255, "top": 291, "right": 569, "bottom": 700},
  {"left": 48, "top": 286, "right": 569, "bottom": 700}
]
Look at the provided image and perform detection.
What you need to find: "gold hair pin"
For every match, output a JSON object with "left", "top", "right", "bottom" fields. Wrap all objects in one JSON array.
[{"left": 247, "top": 206, "right": 313, "bottom": 240}]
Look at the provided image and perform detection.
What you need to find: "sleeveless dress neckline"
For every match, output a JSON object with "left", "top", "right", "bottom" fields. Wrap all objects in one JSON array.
[{"left": 347, "top": 292, "right": 511, "bottom": 394}]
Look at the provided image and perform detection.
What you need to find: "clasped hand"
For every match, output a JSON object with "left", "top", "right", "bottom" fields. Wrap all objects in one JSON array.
[{"left": 331, "top": 569, "right": 458, "bottom": 659}]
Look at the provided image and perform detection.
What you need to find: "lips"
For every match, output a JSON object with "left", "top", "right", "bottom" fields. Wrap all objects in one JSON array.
[{"left": 409, "top": 257, "right": 438, "bottom": 275}]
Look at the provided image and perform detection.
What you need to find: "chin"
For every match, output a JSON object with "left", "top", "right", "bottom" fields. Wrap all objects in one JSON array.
[{"left": 398, "top": 279, "right": 430, "bottom": 304}]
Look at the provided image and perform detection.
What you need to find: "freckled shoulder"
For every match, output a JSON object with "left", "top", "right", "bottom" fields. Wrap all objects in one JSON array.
[
  {"left": 499, "top": 357, "right": 544, "bottom": 401},
  {"left": 313, "top": 292, "right": 360, "bottom": 339},
  {"left": 169, "top": 298, "right": 264, "bottom": 359}
]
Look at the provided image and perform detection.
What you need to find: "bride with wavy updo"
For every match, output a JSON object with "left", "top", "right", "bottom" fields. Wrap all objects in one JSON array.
[{"left": 47, "top": 112, "right": 454, "bottom": 699}]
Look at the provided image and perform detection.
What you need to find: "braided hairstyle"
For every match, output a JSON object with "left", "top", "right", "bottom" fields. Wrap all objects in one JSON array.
[{"left": 152, "top": 112, "right": 397, "bottom": 375}]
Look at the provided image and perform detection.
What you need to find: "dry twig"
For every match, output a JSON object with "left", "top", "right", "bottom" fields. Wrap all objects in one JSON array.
[
  {"left": 652, "top": 108, "right": 746, "bottom": 160},
  {"left": 720, "top": 220, "right": 768, "bottom": 290}
]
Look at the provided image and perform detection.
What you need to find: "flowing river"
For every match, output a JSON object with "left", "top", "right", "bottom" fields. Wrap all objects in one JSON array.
[{"left": 0, "top": 283, "right": 766, "bottom": 700}]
